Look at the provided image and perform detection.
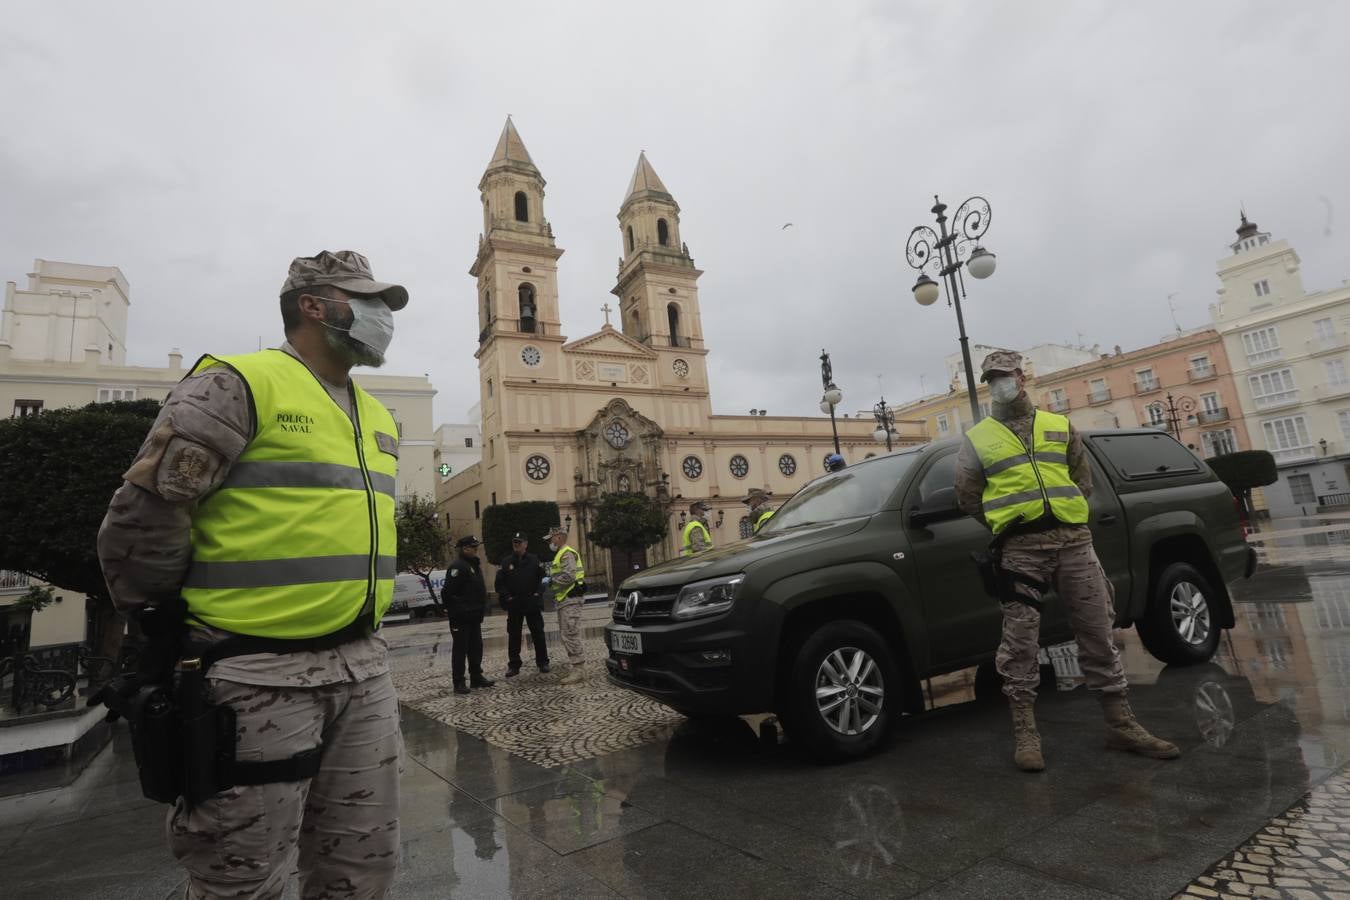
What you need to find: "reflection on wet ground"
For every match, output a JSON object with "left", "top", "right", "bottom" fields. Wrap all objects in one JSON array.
[{"left": 5, "top": 521, "right": 1350, "bottom": 897}]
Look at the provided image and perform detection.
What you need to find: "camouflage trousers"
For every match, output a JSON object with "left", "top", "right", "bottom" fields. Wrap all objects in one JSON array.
[
  {"left": 556, "top": 597, "right": 584, "bottom": 665},
  {"left": 996, "top": 540, "right": 1128, "bottom": 704},
  {"left": 167, "top": 672, "right": 403, "bottom": 899}
]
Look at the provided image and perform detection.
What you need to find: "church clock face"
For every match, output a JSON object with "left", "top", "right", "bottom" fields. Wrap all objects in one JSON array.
[
  {"left": 521, "top": 345, "right": 542, "bottom": 367},
  {"left": 672, "top": 358, "right": 690, "bottom": 379},
  {"left": 604, "top": 420, "right": 631, "bottom": 449}
]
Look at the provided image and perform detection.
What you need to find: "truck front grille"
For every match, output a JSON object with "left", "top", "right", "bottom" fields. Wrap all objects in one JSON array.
[{"left": 611, "top": 590, "right": 678, "bottom": 623}]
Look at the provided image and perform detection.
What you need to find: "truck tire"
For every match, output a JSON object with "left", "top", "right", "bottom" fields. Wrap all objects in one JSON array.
[
  {"left": 779, "top": 620, "right": 898, "bottom": 762},
  {"left": 1135, "top": 562, "right": 1221, "bottom": 666}
]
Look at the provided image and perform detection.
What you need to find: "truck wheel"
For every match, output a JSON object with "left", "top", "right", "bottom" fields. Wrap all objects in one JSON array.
[
  {"left": 780, "top": 620, "right": 898, "bottom": 762},
  {"left": 1135, "top": 562, "right": 1221, "bottom": 666}
]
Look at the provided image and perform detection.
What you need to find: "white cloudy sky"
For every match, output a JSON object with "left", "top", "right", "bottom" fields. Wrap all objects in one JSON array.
[{"left": 2, "top": 1, "right": 1347, "bottom": 425}]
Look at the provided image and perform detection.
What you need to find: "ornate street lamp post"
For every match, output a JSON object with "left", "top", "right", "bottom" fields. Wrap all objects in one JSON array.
[
  {"left": 819, "top": 350, "right": 844, "bottom": 455},
  {"left": 872, "top": 396, "right": 897, "bottom": 452},
  {"left": 906, "top": 195, "right": 997, "bottom": 424},
  {"left": 1146, "top": 392, "right": 1197, "bottom": 442}
]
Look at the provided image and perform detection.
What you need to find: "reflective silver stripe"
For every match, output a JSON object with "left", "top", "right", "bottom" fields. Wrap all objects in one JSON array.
[
  {"left": 1043, "top": 485, "right": 1083, "bottom": 500},
  {"left": 1033, "top": 451, "right": 1068, "bottom": 466},
  {"left": 222, "top": 461, "right": 395, "bottom": 498},
  {"left": 983, "top": 489, "right": 1045, "bottom": 512},
  {"left": 185, "top": 554, "right": 397, "bottom": 589},
  {"left": 984, "top": 454, "right": 1031, "bottom": 476}
]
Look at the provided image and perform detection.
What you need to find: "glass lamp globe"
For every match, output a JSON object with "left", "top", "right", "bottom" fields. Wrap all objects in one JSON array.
[
  {"left": 873, "top": 427, "right": 887, "bottom": 443},
  {"left": 819, "top": 398, "right": 833, "bottom": 415},
  {"left": 913, "top": 274, "right": 940, "bottom": 306},
  {"left": 967, "top": 247, "right": 997, "bottom": 280},
  {"left": 823, "top": 385, "right": 843, "bottom": 406}
]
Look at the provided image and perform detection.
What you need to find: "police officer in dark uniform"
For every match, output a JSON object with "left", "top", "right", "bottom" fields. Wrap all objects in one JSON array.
[
  {"left": 495, "top": 532, "right": 551, "bottom": 677},
  {"left": 443, "top": 535, "right": 494, "bottom": 695}
]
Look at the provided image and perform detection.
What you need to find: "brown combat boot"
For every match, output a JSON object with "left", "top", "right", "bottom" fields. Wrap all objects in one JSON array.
[
  {"left": 1010, "top": 702, "right": 1045, "bottom": 772},
  {"left": 1101, "top": 694, "right": 1180, "bottom": 759}
]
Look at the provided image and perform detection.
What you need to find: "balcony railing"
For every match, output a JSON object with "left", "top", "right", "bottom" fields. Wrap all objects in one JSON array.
[
  {"left": 1134, "top": 379, "right": 1161, "bottom": 395},
  {"left": 1314, "top": 382, "right": 1350, "bottom": 402},
  {"left": 1272, "top": 446, "right": 1316, "bottom": 464},
  {"left": 1086, "top": 389, "right": 1112, "bottom": 406},
  {"left": 1188, "top": 365, "right": 1218, "bottom": 382},
  {"left": 1308, "top": 333, "right": 1350, "bottom": 356},
  {"left": 1246, "top": 349, "right": 1284, "bottom": 367},
  {"left": 1320, "top": 491, "right": 1350, "bottom": 509},
  {"left": 0, "top": 570, "right": 31, "bottom": 593},
  {"left": 1197, "top": 407, "right": 1230, "bottom": 425},
  {"left": 1253, "top": 391, "right": 1300, "bottom": 411},
  {"left": 1046, "top": 398, "right": 1070, "bottom": 412}
]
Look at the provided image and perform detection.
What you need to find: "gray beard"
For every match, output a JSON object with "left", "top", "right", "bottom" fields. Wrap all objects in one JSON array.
[{"left": 322, "top": 324, "right": 385, "bottom": 368}]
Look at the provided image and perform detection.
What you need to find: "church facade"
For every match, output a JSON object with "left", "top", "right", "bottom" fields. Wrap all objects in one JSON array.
[{"left": 440, "top": 120, "right": 923, "bottom": 589}]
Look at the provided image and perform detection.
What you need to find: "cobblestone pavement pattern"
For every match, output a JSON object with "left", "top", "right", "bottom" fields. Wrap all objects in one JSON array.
[
  {"left": 1179, "top": 767, "right": 1350, "bottom": 899},
  {"left": 393, "top": 644, "right": 683, "bottom": 768}
]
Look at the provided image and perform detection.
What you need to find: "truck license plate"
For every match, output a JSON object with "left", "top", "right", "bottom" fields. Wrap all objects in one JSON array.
[{"left": 611, "top": 631, "right": 643, "bottom": 655}]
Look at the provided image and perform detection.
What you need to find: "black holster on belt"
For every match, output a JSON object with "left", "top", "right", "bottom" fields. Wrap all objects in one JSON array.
[
  {"left": 970, "top": 524, "right": 1047, "bottom": 613},
  {"left": 91, "top": 599, "right": 358, "bottom": 807}
]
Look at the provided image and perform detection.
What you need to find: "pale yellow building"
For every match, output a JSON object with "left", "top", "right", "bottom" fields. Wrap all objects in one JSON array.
[
  {"left": 442, "top": 120, "right": 924, "bottom": 588},
  {"left": 1, "top": 259, "right": 438, "bottom": 650}
]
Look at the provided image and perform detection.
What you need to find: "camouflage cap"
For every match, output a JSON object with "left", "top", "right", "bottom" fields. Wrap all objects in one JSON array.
[
  {"left": 689, "top": 499, "right": 710, "bottom": 513},
  {"left": 980, "top": 349, "right": 1023, "bottom": 381},
  {"left": 542, "top": 524, "right": 569, "bottom": 539},
  {"left": 742, "top": 488, "right": 769, "bottom": 505},
  {"left": 280, "top": 250, "right": 409, "bottom": 311}
]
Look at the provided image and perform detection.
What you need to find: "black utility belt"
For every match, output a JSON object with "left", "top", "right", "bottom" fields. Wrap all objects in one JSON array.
[{"left": 109, "top": 617, "right": 373, "bottom": 808}]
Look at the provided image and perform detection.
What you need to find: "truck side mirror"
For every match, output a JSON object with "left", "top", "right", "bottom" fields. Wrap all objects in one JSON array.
[{"left": 911, "top": 486, "right": 965, "bottom": 527}]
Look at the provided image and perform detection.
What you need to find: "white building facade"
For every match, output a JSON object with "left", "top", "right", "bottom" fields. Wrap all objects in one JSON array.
[{"left": 1211, "top": 215, "right": 1350, "bottom": 517}]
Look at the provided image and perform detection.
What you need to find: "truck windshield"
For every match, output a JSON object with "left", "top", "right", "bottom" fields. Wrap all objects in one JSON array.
[{"left": 761, "top": 451, "right": 920, "bottom": 532}]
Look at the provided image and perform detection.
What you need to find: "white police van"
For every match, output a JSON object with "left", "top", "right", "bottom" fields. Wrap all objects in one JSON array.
[{"left": 388, "top": 570, "right": 445, "bottom": 623}]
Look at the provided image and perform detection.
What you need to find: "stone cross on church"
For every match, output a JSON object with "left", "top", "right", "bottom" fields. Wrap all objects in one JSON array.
[{"left": 601, "top": 303, "right": 613, "bottom": 326}]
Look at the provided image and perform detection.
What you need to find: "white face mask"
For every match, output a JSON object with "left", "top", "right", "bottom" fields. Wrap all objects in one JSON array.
[
  {"left": 321, "top": 296, "right": 395, "bottom": 357},
  {"left": 989, "top": 376, "right": 1020, "bottom": 404}
]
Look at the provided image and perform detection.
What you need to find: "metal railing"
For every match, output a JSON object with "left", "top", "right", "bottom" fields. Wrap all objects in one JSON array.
[
  {"left": 1086, "top": 389, "right": 1112, "bottom": 406},
  {"left": 1308, "top": 333, "right": 1349, "bottom": 355},
  {"left": 0, "top": 570, "right": 30, "bottom": 592},
  {"left": 1134, "top": 379, "right": 1161, "bottom": 395},
  {"left": 1272, "top": 446, "right": 1315, "bottom": 463},
  {"left": 1046, "top": 398, "right": 1070, "bottom": 412},
  {"left": 1197, "top": 407, "right": 1230, "bottom": 424},
  {"left": 1314, "top": 382, "right": 1350, "bottom": 402},
  {"left": 1188, "top": 365, "right": 1218, "bottom": 382},
  {"left": 1254, "top": 391, "right": 1299, "bottom": 410},
  {"left": 1319, "top": 492, "right": 1350, "bottom": 509}
]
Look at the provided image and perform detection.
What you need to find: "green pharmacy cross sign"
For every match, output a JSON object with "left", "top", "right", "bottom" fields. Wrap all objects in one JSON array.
[{"left": 437, "top": 463, "right": 452, "bottom": 477}]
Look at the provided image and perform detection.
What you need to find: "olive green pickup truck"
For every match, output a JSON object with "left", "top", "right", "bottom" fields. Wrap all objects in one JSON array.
[{"left": 605, "top": 429, "right": 1256, "bottom": 760}]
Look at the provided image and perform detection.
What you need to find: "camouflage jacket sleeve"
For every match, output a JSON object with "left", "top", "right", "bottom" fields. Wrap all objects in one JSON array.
[
  {"left": 954, "top": 436, "right": 988, "bottom": 526},
  {"left": 1067, "top": 420, "right": 1093, "bottom": 497},
  {"left": 552, "top": 549, "right": 579, "bottom": 589},
  {"left": 97, "top": 368, "right": 252, "bottom": 614}
]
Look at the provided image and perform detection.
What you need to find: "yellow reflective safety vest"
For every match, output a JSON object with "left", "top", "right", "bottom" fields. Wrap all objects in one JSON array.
[
  {"left": 966, "top": 410, "right": 1090, "bottom": 535},
  {"left": 550, "top": 544, "right": 585, "bottom": 603},
  {"left": 753, "top": 509, "right": 775, "bottom": 533},
  {"left": 181, "top": 350, "right": 399, "bottom": 638},
  {"left": 681, "top": 519, "right": 712, "bottom": 556}
]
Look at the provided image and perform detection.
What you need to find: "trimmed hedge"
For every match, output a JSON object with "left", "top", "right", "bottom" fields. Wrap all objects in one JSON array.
[
  {"left": 480, "top": 500, "right": 561, "bottom": 564},
  {"left": 1206, "top": 450, "right": 1278, "bottom": 493}
]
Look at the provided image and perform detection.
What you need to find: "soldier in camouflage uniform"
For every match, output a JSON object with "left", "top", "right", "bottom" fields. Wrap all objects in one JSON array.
[
  {"left": 97, "top": 251, "right": 406, "bottom": 898},
  {"left": 955, "top": 350, "right": 1179, "bottom": 772}
]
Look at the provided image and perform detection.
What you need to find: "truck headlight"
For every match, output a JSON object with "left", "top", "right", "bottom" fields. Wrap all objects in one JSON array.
[{"left": 671, "top": 574, "right": 745, "bottom": 620}]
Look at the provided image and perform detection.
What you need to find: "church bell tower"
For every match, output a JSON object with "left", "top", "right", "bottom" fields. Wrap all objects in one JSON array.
[{"left": 612, "top": 153, "right": 708, "bottom": 383}]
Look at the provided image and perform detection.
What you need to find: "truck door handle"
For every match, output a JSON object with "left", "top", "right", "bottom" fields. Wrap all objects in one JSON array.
[{"left": 1098, "top": 514, "right": 1118, "bottom": 526}]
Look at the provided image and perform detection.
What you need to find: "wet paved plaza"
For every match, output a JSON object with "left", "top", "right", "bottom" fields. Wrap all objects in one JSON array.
[{"left": 4, "top": 517, "right": 1350, "bottom": 899}]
